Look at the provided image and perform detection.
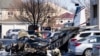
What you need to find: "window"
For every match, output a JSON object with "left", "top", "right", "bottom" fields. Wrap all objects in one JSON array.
[
  {"left": 78, "top": 39, "right": 86, "bottom": 42},
  {"left": 94, "top": 33, "right": 100, "bottom": 35},
  {"left": 89, "top": 38, "right": 96, "bottom": 43},
  {"left": 89, "top": 37, "right": 100, "bottom": 43},
  {"left": 8, "top": 12, "right": 13, "bottom": 15},
  {"left": 80, "top": 33, "right": 91, "bottom": 37},
  {"left": 60, "top": 21, "right": 63, "bottom": 23},
  {"left": 96, "top": 37, "right": 100, "bottom": 43},
  {"left": 12, "top": 29, "right": 20, "bottom": 32},
  {"left": 93, "top": 5, "right": 97, "bottom": 18}
]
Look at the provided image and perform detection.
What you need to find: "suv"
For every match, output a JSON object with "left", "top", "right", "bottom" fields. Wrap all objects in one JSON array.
[
  {"left": 6, "top": 29, "right": 22, "bottom": 39},
  {"left": 68, "top": 30, "right": 100, "bottom": 55},
  {"left": 70, "top": 30, "right": 100, "bottom": 41},
  {"left": 68, "top": 35, "right": 100, "bottom": 56}
]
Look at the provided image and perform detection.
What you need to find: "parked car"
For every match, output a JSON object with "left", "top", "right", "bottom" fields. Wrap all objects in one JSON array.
[
  {"left": 70, "top": 30, "right": 100, "bottom": 41},
  {"left": 69, "top": 30, "right": 100, "bottom": 48},
  {"left": 6, "top": 29, "right": 23, "bottom": 39},
  {"left": 68, "top": 35, "right": 100, "bottom": 56},
  {"left": 92, "top": 37, "right": 100, "bottom": 56}
]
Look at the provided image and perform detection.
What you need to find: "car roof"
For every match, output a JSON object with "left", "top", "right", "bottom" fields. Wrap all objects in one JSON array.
[
  {"left": 9, "top": 29, "right": 21, "bottom": 30},
  {"left": 80, "top": 30, "right": 100, "bottom": 33}
]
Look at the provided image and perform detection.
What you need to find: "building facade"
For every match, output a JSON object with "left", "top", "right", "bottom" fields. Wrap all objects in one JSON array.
[
  {"left": 0, "top": 0, "right": 73, "bottom": 38},
  {"left": 90, "top": 0, "right": 98, "bottom": 26},
  {"left": 88, "top": 0, "right": 100, "bottom": 30}
]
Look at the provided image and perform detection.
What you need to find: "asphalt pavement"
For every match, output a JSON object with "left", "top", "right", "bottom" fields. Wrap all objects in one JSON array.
[
  {"left": 0, "top": 49, "right": 75, "bottom": 56},
  {"left": 61, "top": 51, "right": 75, "bottom": 56},
  {"left": 62, "top": 53, "right": 74, "bottom": 56}
]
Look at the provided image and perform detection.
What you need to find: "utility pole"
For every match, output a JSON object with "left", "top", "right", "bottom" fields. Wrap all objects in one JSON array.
[{"left": 98, "top": 0, "right": 100, "bottom": 30}]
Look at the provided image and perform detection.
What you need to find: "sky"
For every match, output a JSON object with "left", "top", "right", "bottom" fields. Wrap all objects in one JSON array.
[
  {"left": 52, "top": 0, "right": 90, "bottom": 12},
  {"left": 51, "top": 0, "right": 76, "bottom": 12},
  {"left": 23, "top": 0, "right": 89, "bottom": 12},
  {"left": 56, "top": 0, "right": 75, "bottom": 10}
]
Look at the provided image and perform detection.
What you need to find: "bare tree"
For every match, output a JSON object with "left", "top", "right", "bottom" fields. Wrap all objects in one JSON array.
[{"left": 13, "top": 0, "right": 55, "bottom": 30}]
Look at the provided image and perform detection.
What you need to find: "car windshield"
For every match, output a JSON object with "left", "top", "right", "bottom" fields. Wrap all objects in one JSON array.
[
  {"left": 79, "top": 33, "right": 91, "bottom": 38},
  {"left": 12, "top": 29, "right": 21, "bottom": 32}
]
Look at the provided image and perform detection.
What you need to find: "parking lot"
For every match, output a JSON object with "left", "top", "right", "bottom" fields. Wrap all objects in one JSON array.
[
  {"left": 62, "top": 53, "right": 74, "bottom": 56},
  {"left": 0, "top": 50, "right": 75, "bottom": 56}
]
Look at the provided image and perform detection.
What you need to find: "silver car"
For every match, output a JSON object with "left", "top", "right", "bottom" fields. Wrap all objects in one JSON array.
[
  {"left": 6, "top": 29, "right": 22, "bottom": 39},
  {"left": 92, "top": 37, "right": 100, "bottom": 56},
  {"left": 68, "top": 35, "right": 100, "bottom": 56}
]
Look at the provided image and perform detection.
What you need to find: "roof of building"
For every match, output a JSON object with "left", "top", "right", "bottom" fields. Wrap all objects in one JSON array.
[
  {"left": 52, "top": 12, "right": 74, "bottom": 20},
  {"left": 57, "top": 12, "right": 74, "bottom": 18}
]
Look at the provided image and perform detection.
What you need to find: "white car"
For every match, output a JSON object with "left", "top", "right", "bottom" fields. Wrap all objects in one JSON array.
[
  {"left": 69, "top": 30, "right": 100, "bottom": 47},
  {"left": 6, "top": 29, "right": 22, "bottom": 39},
  {"left": 92, "top": 37, "right": 100, "bottom": 56},
  {"left": 68, "top": 35, "right": 100, "bottom": 56},
  {"left": 70, "top": 30, "right": 100, "bottom": 41}
]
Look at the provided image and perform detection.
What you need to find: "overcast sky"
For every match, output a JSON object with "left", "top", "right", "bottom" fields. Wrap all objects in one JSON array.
[
  {"left": 52, "top": 0, "right": 90, "bottom": 12},
  {"left": 51, "top": 0, "right": 76, "bottom": 11}
]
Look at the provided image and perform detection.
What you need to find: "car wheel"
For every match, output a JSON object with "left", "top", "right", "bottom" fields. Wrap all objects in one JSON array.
[{"left": 83, "top": 49, "right": 92, "bottom": 56}]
